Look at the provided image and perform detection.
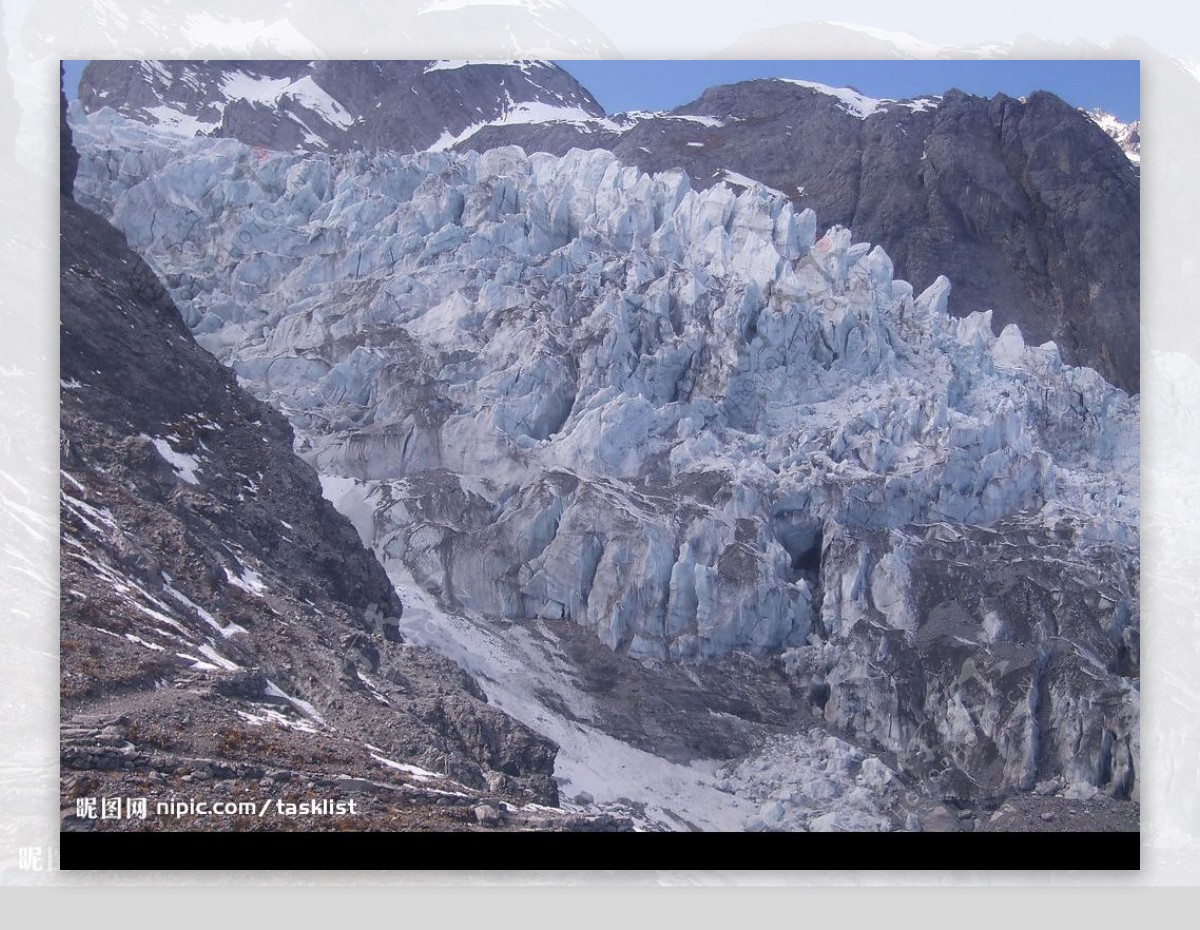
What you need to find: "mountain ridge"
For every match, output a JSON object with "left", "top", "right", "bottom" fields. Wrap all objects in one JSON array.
[{"left": 79, "top": 59, "right": 604, "bottom": 154}]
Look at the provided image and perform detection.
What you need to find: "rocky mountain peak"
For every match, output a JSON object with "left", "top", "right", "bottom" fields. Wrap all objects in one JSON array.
[{"left": 78, "top": 59, "right": 604, "bottom": 154}]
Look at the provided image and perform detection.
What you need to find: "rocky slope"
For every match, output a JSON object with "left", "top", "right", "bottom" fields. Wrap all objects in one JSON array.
[
  {"left": 57, "top": 136, "right": 623, "bottom": 828},
  {"left": 70, "top": 110, "right": 1140, "bottom": 829}
]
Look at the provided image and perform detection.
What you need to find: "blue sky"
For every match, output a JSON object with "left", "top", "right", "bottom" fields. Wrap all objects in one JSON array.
[
  {"left": 557, "top": 60, "right": 1140, "bottom": 121},
  {"left": 63, "top": 59, "right": 1140, "bottom": 122},
  {"left": 62, "top": 60, "right": 87, "bottom": 100}
]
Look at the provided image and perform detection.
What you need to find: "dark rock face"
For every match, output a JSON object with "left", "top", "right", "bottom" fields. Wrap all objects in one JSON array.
[
  {"left": 79, "top": 59, "right": 603, "bottom": 155},
  {"left": 466, "top": 82, "right": 1141, "bottom": 393},
  {"left": 59, "top": 191, "right": 566, "bottom": 818}
]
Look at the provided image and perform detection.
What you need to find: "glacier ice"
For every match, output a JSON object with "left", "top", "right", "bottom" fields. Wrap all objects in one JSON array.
[{"left": 72, "top": 111, "right": 1140, "bottom": 800}]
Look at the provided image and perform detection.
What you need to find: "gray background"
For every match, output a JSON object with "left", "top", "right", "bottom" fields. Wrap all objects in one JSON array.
[{"left": 0, "top": 0, "right": 1188, "bottom": 887}]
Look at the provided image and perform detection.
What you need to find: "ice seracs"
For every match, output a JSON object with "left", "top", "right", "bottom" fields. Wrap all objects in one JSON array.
[
  {"left": 74, "top": 129, "right": 1137, "bottom": 656},
  {"left": 73, "top": 116, "right": 1140, "bottom": 804}
]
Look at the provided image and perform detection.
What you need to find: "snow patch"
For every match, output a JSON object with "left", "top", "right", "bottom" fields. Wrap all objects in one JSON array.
[
  {"left": 225, "top": 563, "right": 267, "bottom": 597},
  {"left": 197, "top": 643, "right": 241, "bottom": 670},
  {"left": 177, "top": 653, "right": 221, "bottom": 671},
  {"left": 218, "top": 72, "right": 354, "bottom": 130},
  {"left": 424, "top": 60, "right": 547, "bottom": 74},
  {"left": 124, "top": 633, "right": 165, "bottom": 652},
  {"left": 218, "top": 72, "right": 293, "bottom": 107},
  {"left": 496, "top": 100, "right": 605, "bottom": 127},
  {"left": 162, "top": 583, "right": 248, "bottom": 638},
  {"left": 145, "top": 435, "right": 202, "bottom": 484},
  {"left": 138, "top": 61, "right": 172, "bottom": 85},
  {"left": 899, "top": 97, "right": 940, "bottom": 114},
  {"left": 369, "top": 753, "right": 441, "bottom": 780},
  {"left": 60, "top": 491, "right": 118, "bottom": 537},
  {"left": 143, "top": 106, "right": 220, "bottom": 138},
  {"left": 390, "top": 576, "right": 753, "bottom": 831},
  {"left": 773, "top": 79, "right": 939, "bottom": 120},
  {"left": 284, "top": 76, "right": 356, "bottom": 129},
  {"left": 1086, "top": 108, "right": 1140, "bottom": 164},
  {"left": 238, "top": 706, "right": 320, "bottom": 733},
  {"left": 717, "top": 169, "right": 788, "bottom": 199},
  {"left": 427, "top": 123, "right": 488, "bottom": 153},
  {"left": 775, "top": 78, "right": 886, "bottom": 118},
  {"left": 426, "top": 99, "right": 606, "bottom": 151},
  {"left": 265, "top": 680, "right": 327, "bottom": 726}
]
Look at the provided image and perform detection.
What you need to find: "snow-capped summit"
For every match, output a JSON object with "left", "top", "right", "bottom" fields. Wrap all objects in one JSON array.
[
  {"left": 78, "top": 59, "right": 604, "bottom": 154},
  {"left": 1086, "top": 108, "right": 1141, "bottom": 164}
]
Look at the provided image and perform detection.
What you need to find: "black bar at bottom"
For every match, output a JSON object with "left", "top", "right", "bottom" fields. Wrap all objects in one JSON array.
[{"left": 60, "top": 830, "right": 1140, "bottom": 872}]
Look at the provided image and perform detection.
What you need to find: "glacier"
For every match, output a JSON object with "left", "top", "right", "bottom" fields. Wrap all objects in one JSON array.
[{"left": 71, "top": 107, "right": 1140, "bottom": 818}]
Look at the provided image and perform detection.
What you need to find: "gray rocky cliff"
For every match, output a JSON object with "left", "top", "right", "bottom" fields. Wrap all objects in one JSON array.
[{"left": 61, "top": 64, "right": 79, "bottom": 196}]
